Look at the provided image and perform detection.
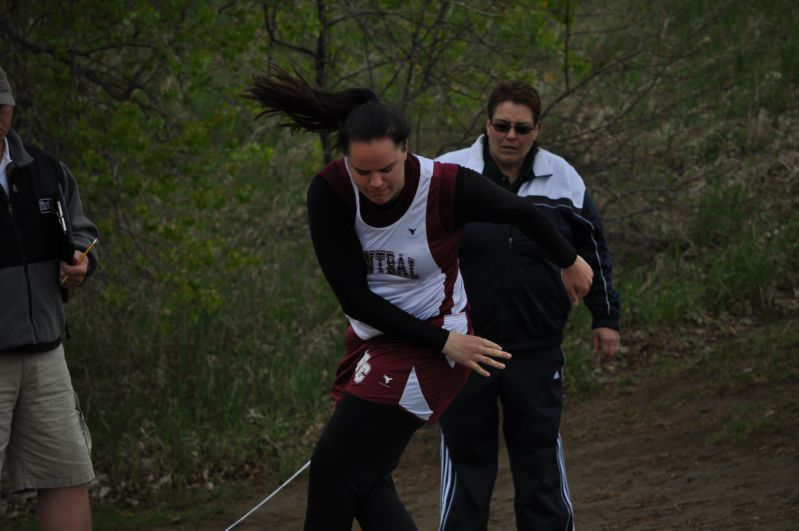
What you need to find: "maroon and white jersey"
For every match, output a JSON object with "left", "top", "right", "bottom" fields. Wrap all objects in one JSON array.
[
  {"left": 346, "top": 155, "right": 468, "bottom": 341},
  {"left": 317, "top": 154, "right": 470, "bottom": 422},
  {"left": 333, "top": 322, "right": 470, "bottom": 422}
]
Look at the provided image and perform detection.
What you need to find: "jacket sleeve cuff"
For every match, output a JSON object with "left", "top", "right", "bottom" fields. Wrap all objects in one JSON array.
[
  {"left": 559, "top": 248, "right": 578, "bottom": 268},
  {"left": 591, "top": 317, "right": 620, "bottom": 331}
]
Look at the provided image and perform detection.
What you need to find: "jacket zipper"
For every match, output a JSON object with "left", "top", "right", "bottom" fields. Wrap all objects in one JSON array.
[
  {"left": 4, "top": 173, "right": 39, "bottom": 342},
  {"left": 500, "top": 228, "right": 513, "bottom": 341}
]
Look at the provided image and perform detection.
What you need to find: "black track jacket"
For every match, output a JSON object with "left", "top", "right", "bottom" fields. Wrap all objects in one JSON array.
[{"left": 437, "top": 136, "right": 620, "bottom": 355}]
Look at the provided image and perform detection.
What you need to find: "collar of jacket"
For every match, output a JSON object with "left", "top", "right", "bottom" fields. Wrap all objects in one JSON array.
[
  {"left": 463, "top": 135, "right": 556, "bottom": 183},
  {"left": 6, "top": 129, "right": 34, "bottom": 169}
]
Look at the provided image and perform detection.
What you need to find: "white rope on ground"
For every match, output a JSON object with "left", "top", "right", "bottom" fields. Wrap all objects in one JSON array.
[{"left": 225, "top": 459, "right": 311, "bottom": 530}]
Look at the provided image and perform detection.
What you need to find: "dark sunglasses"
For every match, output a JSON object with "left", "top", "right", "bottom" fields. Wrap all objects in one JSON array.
[{"left": 490, "top": 122, "right": 536, "bottom": 135}]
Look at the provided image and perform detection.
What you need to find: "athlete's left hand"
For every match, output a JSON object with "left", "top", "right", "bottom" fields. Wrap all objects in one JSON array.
[
  {"left": 442, "top": 332, "right": 511, "bottom": 377},
  {"left": 593, "top": 327, "right": 620, "bottom": 361},
  {"left": 60, "top": 250, "right": 89, "bottom": 289}
]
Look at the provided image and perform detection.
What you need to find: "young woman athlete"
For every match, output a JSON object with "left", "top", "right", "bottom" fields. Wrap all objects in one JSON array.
[{"left": 245, "top": 67, "right": 593, "bottom": 531}]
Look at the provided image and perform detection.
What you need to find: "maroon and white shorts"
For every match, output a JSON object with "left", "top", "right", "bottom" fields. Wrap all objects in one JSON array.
[{"left": 331, "top": 326, "right": 471, "bottom": 423}]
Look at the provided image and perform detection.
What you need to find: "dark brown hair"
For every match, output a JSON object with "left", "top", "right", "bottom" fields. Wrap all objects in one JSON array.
[
  {"left": 486, "top": 81, "right": 542, "bottom": 124},
  {"left": 244, "top": 66, "right": 410, "bottom": 154}
]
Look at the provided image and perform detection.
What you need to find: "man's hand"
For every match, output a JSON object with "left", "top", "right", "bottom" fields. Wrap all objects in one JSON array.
[
  {"left": 60, "top": 250, "right": 89, "bottom": 289},
  {"left": 561, "top": 255, "right": 593, "bottom": 306},
  {"left": 593, "top": 327, "right": 620, "bottom": 361},
  {"left": 442, "top": 332, "right": 511, "bottom": 377}
]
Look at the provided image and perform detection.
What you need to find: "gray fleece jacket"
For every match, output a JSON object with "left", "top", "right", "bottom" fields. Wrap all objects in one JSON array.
[{"left": 0, "top": 129, "right": 99, "bottom": 352}]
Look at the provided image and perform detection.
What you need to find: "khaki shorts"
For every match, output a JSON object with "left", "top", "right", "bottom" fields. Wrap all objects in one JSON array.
[{"left": 0, "top": 344, "right": 94, "bottom": 492}]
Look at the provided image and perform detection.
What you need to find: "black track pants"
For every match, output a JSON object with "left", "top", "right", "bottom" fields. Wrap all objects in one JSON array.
[
  {"left": 439, "top": 348, "right": 574, "bottom": 531},
  {"left": 304, "top": 393, "right": 424, "bottom": 531}
]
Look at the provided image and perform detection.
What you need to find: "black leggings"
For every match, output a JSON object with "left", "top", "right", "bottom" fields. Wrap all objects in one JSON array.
[{"left": 304, "top": 393, "right": 424, "bottom": 531}]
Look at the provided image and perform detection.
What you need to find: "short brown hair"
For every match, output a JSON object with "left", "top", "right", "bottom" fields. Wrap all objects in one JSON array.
[{"left": 486, "top": 81, "right": 541, "bottom": 124}]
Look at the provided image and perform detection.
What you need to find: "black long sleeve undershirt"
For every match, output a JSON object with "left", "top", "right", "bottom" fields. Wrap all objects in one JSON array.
[{"left": 306, "top": 164, "right": 577, "bottom": 352}]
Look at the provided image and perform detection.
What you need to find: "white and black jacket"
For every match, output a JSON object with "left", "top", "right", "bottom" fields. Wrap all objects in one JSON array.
[
  {"left": 437, "top": 135, "right": 620, "bottom": 354},
  {"left": 0, "top": 129, "right": 99, "bottom": 353}
]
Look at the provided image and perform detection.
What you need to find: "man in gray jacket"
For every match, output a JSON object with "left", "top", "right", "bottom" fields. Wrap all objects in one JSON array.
[{"left": 0, "top": 65, "right": 98, "bottom": 530}]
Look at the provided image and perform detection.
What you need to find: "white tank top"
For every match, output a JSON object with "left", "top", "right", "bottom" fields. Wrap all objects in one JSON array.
[{"left": 344, "top": 155, "right": 468, "bottom": 340}]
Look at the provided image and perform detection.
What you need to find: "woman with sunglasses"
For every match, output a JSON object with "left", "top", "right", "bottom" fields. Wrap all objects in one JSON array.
[
  {"left": 436, "top": 81, "right": 622, "bottom": 531},
  {"left": 245, "top": 69, "right": 593, "bottom": 530}
]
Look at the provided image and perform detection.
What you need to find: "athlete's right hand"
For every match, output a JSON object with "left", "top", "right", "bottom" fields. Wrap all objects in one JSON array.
[{"left": 442, "top": 332, "right": 511, "bottom": 377}]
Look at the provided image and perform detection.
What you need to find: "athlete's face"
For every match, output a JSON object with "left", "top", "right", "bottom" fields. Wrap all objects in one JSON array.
[
  {"left": 347, "top": 137, "right": 408, "bottom": 205},
  {"left": 485, "top": 100, "right": 539, "bottom": 178}
]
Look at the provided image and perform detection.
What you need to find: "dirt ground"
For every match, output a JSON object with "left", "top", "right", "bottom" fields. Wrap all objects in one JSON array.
[
  {"left": 222, "top": 323, "right": 799, "bottom": 531},
  {"left": 5, "top": 320, "right": 787, "bottom": 529},
  {"left": 2, "top": 329, "right": 795, "bottom": 531}
]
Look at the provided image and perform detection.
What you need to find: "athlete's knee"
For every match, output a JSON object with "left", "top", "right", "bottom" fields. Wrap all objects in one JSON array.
[{"left": 309, "top": 440, "right": 345, "bottom": 482}]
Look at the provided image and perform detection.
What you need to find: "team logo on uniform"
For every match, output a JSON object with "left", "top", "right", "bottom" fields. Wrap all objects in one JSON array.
[
  {"left": 363, "top": 250, "right": 420, "bottom": 279},
  {"left": 353, "top": 351, "right": 372, "bottom": 384},
  {"left": 38, "top": 198, "right": 55, "bottom": 214},
  {"left": 380, "top": 374, "right": 393, "bottom": 388},
  {"left": 407, "top": 227, "right": 417, "bottom": 238}
]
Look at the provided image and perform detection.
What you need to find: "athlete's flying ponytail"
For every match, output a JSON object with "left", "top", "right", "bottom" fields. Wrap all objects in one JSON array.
[{"left": 245, "top": 65, "right": 410, "bottom": 154}]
